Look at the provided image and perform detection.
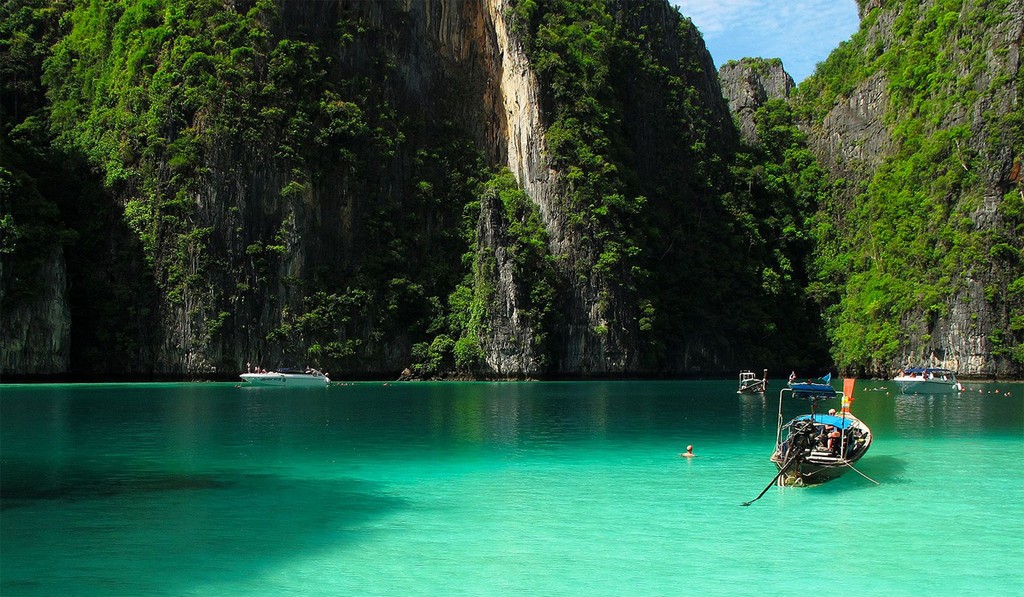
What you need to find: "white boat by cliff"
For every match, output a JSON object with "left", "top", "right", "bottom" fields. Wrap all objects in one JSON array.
[
  {"left": 893, "top": 367, "right": 962, "bottom": 394},
  {"left": 240, "top": 368, "right": 330, "bottom": 387},
  {"left": 737, "top": 369, "right": 768, "bottom": 394}
]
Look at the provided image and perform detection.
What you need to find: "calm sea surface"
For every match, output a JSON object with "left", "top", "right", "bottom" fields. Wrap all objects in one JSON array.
[{"left": 1, "top": 380, "right": 1022, "bottom": 596}]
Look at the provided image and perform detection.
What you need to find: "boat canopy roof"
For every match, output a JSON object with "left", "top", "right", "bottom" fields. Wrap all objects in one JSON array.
[
  {"left": 792, "top": 414, "right": 856, "bottom": 430},
  {"left": 788, "top": 382, "right": 837, "bottom": 398},
  {"left": 903, "top": 367, "right": 955, "bottom": 374}
]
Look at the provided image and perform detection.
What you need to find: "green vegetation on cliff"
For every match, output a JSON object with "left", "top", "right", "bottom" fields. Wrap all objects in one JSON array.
[
  {"left": 510, "top": 0, "right": 826, "bottom": 369},
  {"left": 2, "top": 0, "right": 833, "bottom": 376},
  {"left": 794, "top": 0, "right": 1023, "bottom": 372},
  {"left": 10, "top": 0, "right": 499, "bottom": 374},
  {"left": 7, "top": 0, "right": 1015, "bottom": 377},
  {"left": 1, "top": 0, "right": 74, "bottom": 302},
  {"left": 2, "top": 0, "right": 161, "bottom": 373}
]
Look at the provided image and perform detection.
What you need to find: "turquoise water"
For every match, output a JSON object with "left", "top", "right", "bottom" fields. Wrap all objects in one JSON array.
[{"left": 1, "top": 380, "right": 1021, "bottom": 596}]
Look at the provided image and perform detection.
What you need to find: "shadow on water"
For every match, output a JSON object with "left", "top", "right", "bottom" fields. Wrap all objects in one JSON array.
[
  {"left": 855, "top": 454, "right": 910, "bottom": 484},
  {"left": 1, "top": 464, "right": 406, "bottom": 594},
  {"left": 807, "top": 455, "right": 911, "bottom": 496},
  {"left": 1, "top": 468, "right": 231, "bottom": 506},
  {"left": 740, "top": 454, "right": 912, "bottom": 502}
]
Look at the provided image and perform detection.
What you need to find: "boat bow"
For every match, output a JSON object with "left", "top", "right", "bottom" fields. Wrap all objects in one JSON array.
[{"left": 769, "top": 377, "right": 873, "bottom": 486}]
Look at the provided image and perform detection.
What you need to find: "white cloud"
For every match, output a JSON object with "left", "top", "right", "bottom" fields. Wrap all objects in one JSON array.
[
  {"left": 673, "top": 0, "right": 761, "bottom": 34},
  {"left": 671, "top": 0, "right": 860, "bottom": 82}
]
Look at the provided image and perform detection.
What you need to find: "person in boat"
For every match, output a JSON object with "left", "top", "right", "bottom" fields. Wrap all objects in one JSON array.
[
  {"left": 827, "top": 428, "right": 842, "bottom": 453},
  {"left": 680, "top": 445, "right": 695, "bottom": 458},
  {"left": 789, "top": 371, "right": 796, "bottom": 383},
  {"left": 816, "top": 425, "right": 832, "bottom": 448},
  {"left": 828, "top": 408, "right": 837, "bottom": 416}
]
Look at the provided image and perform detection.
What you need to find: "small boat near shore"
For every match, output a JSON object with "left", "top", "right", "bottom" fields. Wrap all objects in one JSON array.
[
  {"left": 737, "top": 369, "right": 768, "bottom": 394},
  {"left": 240, "top": 368, "right": 330, "bottom": 387},
  {"left": 768, "top": 376, "right": 873, "bottom": 486},
  {"left": 893, "top": 367, "right": 962, "bottom": 394}
]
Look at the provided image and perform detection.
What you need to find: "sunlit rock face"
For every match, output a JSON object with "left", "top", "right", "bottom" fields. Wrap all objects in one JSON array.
[
  {"left": 718, "top": 58, "right": 795, "bottom": 144},
  {"left": 798, "top": 0, "right": 1023, "bottom": 377}
]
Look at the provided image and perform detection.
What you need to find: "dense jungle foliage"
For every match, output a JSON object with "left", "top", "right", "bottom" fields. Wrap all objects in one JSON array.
[
  {"left": 1, "top": 0, "right": 163, "bottom": 370},
  {"left": 2, "top": 0, "right": 1018, "bottom": 377},
  {"left": 508, "top": 0, "right": 826, "bottom": 369},
  {"left": 19, "top": 0, "right": 498, "bottom": 375},
  {"left": 793, "top": 0, "right": 1023, "bottom": 372},
  {"left": 2, "top": 0, "right": 828, "bottom": 377}
]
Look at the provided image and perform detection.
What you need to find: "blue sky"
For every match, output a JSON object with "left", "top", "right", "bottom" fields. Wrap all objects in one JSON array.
[{"left": 671, "top": 0, "right": 861, "bottom": 83}]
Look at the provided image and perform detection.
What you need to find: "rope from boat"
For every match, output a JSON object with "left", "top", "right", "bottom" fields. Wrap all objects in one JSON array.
[{"left": 843, "top": 461, "right": 880, "bottom": 485}]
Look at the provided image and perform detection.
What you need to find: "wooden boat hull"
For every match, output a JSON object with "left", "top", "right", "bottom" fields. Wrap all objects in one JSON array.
[
  {"left": 737, "top": 380, "right": 766, "bottom": 394},
  {"left": 771, "top": 450, "right": 868, "bottom": 486},
  {"left": 771, "top": 411, "right": 873, "bottom": 486}
]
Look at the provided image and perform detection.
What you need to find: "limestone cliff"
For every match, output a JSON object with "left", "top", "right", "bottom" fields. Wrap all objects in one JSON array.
[
  {"left": 16, "top": 0, "right": 971, "bottom": 379},
  {"left": 159, "top": 0, "right": 738, "bottom": 378},
  {"left": 0, "top": 247, "right": 70, "bottom": 374},
  {"left": 713, "top": 1, "right": 1023, "bottom": 378},
  {"left": 798, "top": 0, "right": 1024, "bottom": 377},
  {"left": 2, "top": 0, "right": 743, "bottom": 378},
  {"left": 718, "top": 58, "right": 794, "bottom": 144}
]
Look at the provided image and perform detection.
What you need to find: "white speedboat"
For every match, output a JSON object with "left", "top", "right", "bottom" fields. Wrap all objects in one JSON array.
[
  {"left": 240, "top": 368, "right": 330, "bottom": 387},
  {"left": 893, "top": 367, "right": 962, "bottom": 394}
]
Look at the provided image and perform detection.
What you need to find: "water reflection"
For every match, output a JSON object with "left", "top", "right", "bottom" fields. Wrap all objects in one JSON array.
[
  {"left": 852, "top": 380, "right": 1024, "bottom": 438},
  {"left": 737, "top": 392, "right": 770, "bottom": 439},
  {"left": 894, "top": 392, "right": 987, "bottom": 436}
]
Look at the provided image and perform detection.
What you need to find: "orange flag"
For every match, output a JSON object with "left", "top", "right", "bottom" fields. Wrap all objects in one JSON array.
[{"left": 842, "top": 378, "right": 855, "bottom": 414}]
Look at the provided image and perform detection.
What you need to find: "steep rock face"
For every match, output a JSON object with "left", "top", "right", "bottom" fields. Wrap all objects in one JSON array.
[
  {"left": 939, "top": 4, "right": 1022, "bottom": 377},
  {"left": 804, "top": 70, "right": 890, "bottom": 182},
  {"left": 801, "top": 0, "right": 1024, "bottom": 377},
  {"left": 482, "top": 0, "right": 557, "bottom": 375},
  {"left": 489, "top": 0, "right": 626, "bottom": 375},
  {"left": 475, "top": 190, "right": 544, "bottom": 376},
  {"left": 275, "top": 0, "right": 734, "bottom": 377},
  {"left": 19, "top": 0, "right": 776, "bottom": 378},
  {"left": 858, "top": 0, "right": 883, "bottom": 20},
  {"left": 0, "top": 247, "right": 70, "bottom": 374},
  {"left": 488, "top": 0, "right": 738, "bottom": 375},
  {"left": 718, "top": 58, "right": 795, "bottom": 143},
  {"left": 146, "top": 0, "right": 510, "bottom": 376},
  {"left": 489, "top": 0, "right": 625, "bottom": 375},
  {"left": 93, "top": 0, "right": 552, "bottom": 377}
]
